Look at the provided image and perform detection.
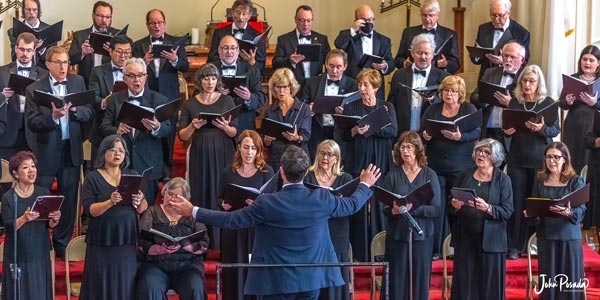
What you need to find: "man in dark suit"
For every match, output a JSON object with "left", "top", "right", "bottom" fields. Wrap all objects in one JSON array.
[
  {"left": 394, "top": 0, "right": 460, "bottom": 74},
  {"left": 208, "top": 0, "right": 266, "bottom": 73},
  {"left": 170, "top": 145, "right": 381, "bottom": 300},
  {"left": 334, "top": 4, "right": 394, "bottom": 99},
  {"left": 26, "top": 46, "right": 94, "bottom": 258},
  {"left": 470, "top": 0, "right": 530, "bottom": 80},
  {"left": 214, "top": 35, "right": 264, "bottom": 133},
  {"left": 0, "top": 32, "right": 48, "bottom": 160},
  {"left": 133, "top": 8, "right": 189, "bottom": 179},
  {"left": 301, "top": 49, "right": 357, "bottom": 160},
  {"left": 68, "top": 1, "right": 120, "bottom": 87},
  {"left": 272, "top": 5, "right": 331, "bottom": 90},
  {"left": 389, "top": 33, "right": 450, "bottom": 137},
  {"left": 88, "top": 34, "right": 133, "bottom": 161},
  {"left": 100, "top": 57, "right": 172, "bottom": 205},
  {"left": 7, "top": 0, "right": 53, "bottom": 69}
]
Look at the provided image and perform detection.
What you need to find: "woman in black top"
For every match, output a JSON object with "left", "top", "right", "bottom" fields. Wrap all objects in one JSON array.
[
  {"left": 1, "top": 151, "right": 60, "bottom": 300},
  {"left": 449, "top": 138, "right": 513, "bottom": 300},
  {"left": 380, "top": 131, "right": 440, "bottom": 300},
  {"left": 80, "top": 135, "right": 148, "bottom": 300},
  {"left": 584, "top": 110, "right": 600, "bottom": 231},
  {"left": 137, "top": 177, "right": 209, "bottom": 300},
  {"left": 504, "top": 65, "right": 560, "bottom": 259},
  {"left": 527, "top": 142, "right": 586, "bottom": 299},
  {"left": 305, "top": 139, "right": 353, "bottom": 300},
  {"left": 219, "top": 129, "right": 275, "bottom": 300},
  {"left": 420, "top": 75, "right": 480, "bottom": 259},
  {"left": 263, "top": 68, "right": 311, "bottom": 171}
]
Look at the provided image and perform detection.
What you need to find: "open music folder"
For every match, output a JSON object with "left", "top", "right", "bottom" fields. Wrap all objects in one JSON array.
[
  {"left": 33, "top": 90, "right": 95, "bottom": 109},
  {"left": 374, "top": 180, "right": 434, "bottom": 211},
  {"left": 117, "top": 98, "right": 180, "bottom": 132},
  {"left": 141, "top": 228, "right": 207, "bottom": 247},
  {"left": 8, "top": 73, "right": 35, "bottom": 96},
  {"left": 333, "top": 105, "right": 393, "bottom": 138},
  {"left": 423, "top": 109, "right": 482, "bottom": 139},
  {"left": 117, "top": 168, "right": 153, "bottom": 206},
  {"left": 223, "top": 172, "right": 279, "bottom": 210},
  {"left": 312, "top": 91, "right": 361, "bottom": 114},
  {"left": 450, "top": 187, "right": 478, "bottom": 204},
  {"left": 13, "top": 18, "right": 63, "bottom": 48},
  {"left": 358, "top": 53, "right": 384, "bottom": 69},
  {"left": 526, "top": 183, "right": 590, "bottom": 218},
  {"left": 198, "top": 104, "right": 243, "bottom": 128},
  {"left": 31, "top": 196, "right": 65, "bottom": 220},
  {"left": 466, "top": 45, "right": 495, "bottom": 59},
  {"left": 502, "top": 102, "right": 558, "bottom": 132},
  {"left": 397, "top": 82, "right": 439, "bottom": 98},
  {"left": 296, "top": 44, "right": 321, "bottom": 62},
  {"left": 303, "top": 177, "right": 361, "bottom": 197},
  {"left": 560, "top": 74, "right": 600, "bottom": 101},
  {"left": 89, "top": 24, "right": 129, "bottom": 56},
  {"left": 237, "top": 26, "right": 271, "bottom": 53},
  {"left": 477, "top": 81, "right": 510, "bottom": 107},
  {"left": 151, "top": 34, "right": 189, "bottom": 58}
]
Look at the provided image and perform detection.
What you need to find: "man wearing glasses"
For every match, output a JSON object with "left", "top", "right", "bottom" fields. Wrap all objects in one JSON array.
[
  {"left": 26, "top": 46, "right": 94, "bottom": 259},
  {"left": 7, "top": 0, "right": 53, "bottom": 69},
  {"left": 471, "top": 0, "right": 530, "bottom": 80},
  {"left": 100, "top": 57, "right": 172, "bottom": 206}
]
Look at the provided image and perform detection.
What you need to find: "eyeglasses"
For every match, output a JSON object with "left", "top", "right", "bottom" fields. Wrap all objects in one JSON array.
[
  {"left": 94, "top": 13, "right": 112, "bottom": 19},
  {"left": 124, "top": 73, "right": 147, "bottom": 79},
  {"left": 219, "top": 46, "right": 239, "bottom": 52},
  {"left": 147, "top": 21, "right": 165, "bottom": 27},
  {"left": 318, "top": 150, "right": 337, "bottom": 158},
  {"left": 420, "top": 13, "right": 438, "bottom": 18},
  {"left": 48, "top": 60, "right": 69, "bottom": 66},
  {"left": 490, "top": 12, "right": 509, "bottom": 19},
  {"left": 399, "top": 144, "right": 415, "bottom": 151},
  {"left": 107, "top": 148, "right": 125, "bottom": 154},
  {"left": 17, "top": 47, "right": 35, "bottom": 53},
  {"left": 296, "top": 18, "right": 313, "bottom": 24},
  {"left": 165, "top": 191, "right": 179, "bottom": 199},
  {"left": 476, "top": 148, "right": 492, "bottom": 157},
  {"left": 360, "top": 18, "right": 375, "bottom": 23},
  {"left": 274, "top": 85, "right": 290, "bottom": 90},
  {"left": 442, "top": 89, "right": 459, "bottom": 95},
  {"left": 545, "top": 154, "right": 564, "bottom": 161},
  {"left": 114, "top": 49, "right": 132, "bottom": 57},
  {"left": 24, "top": 8, "right": 38, "bottom": 13},
  {"left": 521, "top": 78, "right": 538, "bottom": 85}
]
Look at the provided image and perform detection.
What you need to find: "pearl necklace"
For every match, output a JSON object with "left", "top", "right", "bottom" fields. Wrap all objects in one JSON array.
[{"left": 523, "top": 100, "right": 537, "bottom": 112}]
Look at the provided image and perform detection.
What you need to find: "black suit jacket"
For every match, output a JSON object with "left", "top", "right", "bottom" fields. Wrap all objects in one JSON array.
[
  {"left": 68, "top": 26, "right": 120, "bottom": 87},
  {"left": 272, "top": 30, "right": 331, "bottom": 86},
  {"left": 387, "top": 66, "right": 449, "bottom": 135},
  {"left": 7, "top": 21, "right": 53, "bottom": 69},
  {"left": 471, "top": 19, "right": 531, "bottom": 79},
  {"left": 301, "top": 74, "right": 357, "bottom": 129},
  {"left": 208, "top": 24, "right": 267, "bottom": 73},
  {"left": 0, "top": 62, "right": 48, "bottom": 151},
  {"left": 213, "top": 59, "right": 265, "bottom": 132},
  {"left": 133, "top": 34, "right": 190, "bottom": 101},
  {"left": 334, "top": 29, "right": 395, "bottom": 79},
  {"left": 26, "top": 74, "right": 93, "bottom": 175},
  {"left": 87, "top": 62, "right": 116, "bottom": 146},
  {"left": 394, "top": 25, "right": 460, "bottom": 74},
  {"left": 100, "top": 89, "right": 171, "bottom": 180}
]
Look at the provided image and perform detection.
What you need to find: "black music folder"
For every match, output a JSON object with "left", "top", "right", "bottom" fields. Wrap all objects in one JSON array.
[
  {"left": 141, "top": 228, "right": 207, "bottom": 247},
  {"left": 561, "top": 74, "right": 600, "bottom": 101},
  {"left": 358, "top": 53, "right": 384, "bottom": 69},
  {"left": 13, "top": 18, "right": 63, "bottom": 48},
  {"left": 397, "top": 82, "right": 439, "bottom": 98},
  {"left": 304, "top": 177, "right": 361, "bottom": 197},
  {"left": 33, "top": 90, "right": 95, "bottom": 108},
  {"left": 296, "top": 44, "right": 321, "bottom": 62},
  {"left": 221, "top": 76, "right": 247, "bottom": 96},
  {"left": 374, "top": 180, "right": 434, "bottom": 211},
  {"left": 198, "top": 104, "right": 243, "bottom": 128},
  {"left": 502, "top": 102, "right": 558, "bottom": 131},
  {"left": 89, "top": 24, "right": 129, "bottom": 56},
  {"left": 117, "top": 167, "right": 152, "bottom": 205},
  {"left": 450, "top": 187, "right": 478, "bottom": 204},
  {"left": 526, "top": 183, "right": 590, "bottom": 218},
  {"left": 478, "top": 81, "right": 510, "bottom": 107},
  {"left": 117, "top": 98, "right": 180, "bottom": 132},
  {"left": 237, "top": 26, "right": 271, "bottom": 53},
  {"left": 423, "top": 109, "right": 482, "bottom": 139},
  {"left": 8, "top": 73, "right": 35, "bottom": 96},
  {"left": 433, "top": 34, "right": 454, "bottom": 59},
  {"left": 112, "top": 81, "right": 127, "bottom": 93},
  {"left": 312, "top": 91, "right": 361, "bottom": 114},
  {"left": 260, "top": 118, "right": 295, "bottom": 141},
  {"left": 466, "top": 45, "right": 495, "bottom": 59},
  {"left": 151, "top": 34, "right": 189, "bottom": 58},
  {"left": 224, "top": 172, "right": 279, "bottom": 210},
  {"left": 333, "top": 105, "right": 393, "bottom": 138},
  {"left": 31, "top": 195, "right": 65, "bottom": 220}
]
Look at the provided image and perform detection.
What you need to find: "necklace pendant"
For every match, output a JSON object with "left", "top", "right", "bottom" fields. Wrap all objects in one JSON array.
[{"left": 478, "top": 181, "right": 481, "bottom": 187}]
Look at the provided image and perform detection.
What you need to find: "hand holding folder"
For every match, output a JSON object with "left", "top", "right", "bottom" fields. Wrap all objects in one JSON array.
[
  {"left": 141, "top": 228, "right": 207, "bottom": 247},
  {"left": 13, "top": 18, "right": 63, "bottom": 48},
  {"left": 223, "top": 172, "right": 279, "bottom": 210},
  {"left": 296, "top": 44, "right": 322, "bottom": 62},
  {"left": 526, "top": 184, "right": 590, "bottom": 218},
  {"left": 117, "top": 99, "right": 180, "bottom": 132},
  {"left": 561, "top": 74, "right": 600, "bottom": 102},
  {"left": 197, "top": 105, "right": 243, "bottom": 129},
  {"left": 502, "top": 102, "right": 558, "bottom": 132},
  {"left": 397, "top": 82, "right": 439, "bottom": 98},
  {"left": 151, "top": 34, "right": 189, "bottom": 58},
  {"left": 466, "top": 45, "right": 495, "bottom": 59},
  {"left": 31, "top": 196, "right": 65, "bottom": 220},
  {"left": 8, "top": 73, "right": 35, "bottom": 96},
  {"left": 304, "top": 178, "right": 361, "bottom": 197},
  {"left": 312, "top": 91, "right": 360, "bottom": 114},
  {"left": 423, "top": 109, "right": 482, "bottom": 139},
  {"left": 117, "top": 168, "right": 152, "bottom": 206},
  {"left": 89, "top": 24, "right": 129, "bottom": 56},
  {"left": 358, "top": 54, "right": 385, "bottom": 69},
  {"left": 333, "top": 105, "right": 393, "bottom": 138},
  {"left": 236, "top": 26, "right": 271, "bottom": 54},
  {"left": 477, "top": 81, "right": 510, "bottom": 107},
  {"left": 33, "top": 90, "right": 95, "bottom": 109},
  {"left": 374, "top": 181, "right": 434, "bottom": 211}
]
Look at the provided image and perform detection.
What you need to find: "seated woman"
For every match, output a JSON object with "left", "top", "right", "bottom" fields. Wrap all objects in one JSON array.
[
  {"left": 1, "top": 151, "right": 61, "bottom": 300},
  {"left": 137, "top": 177, "right": 209, "bottom": 300}
]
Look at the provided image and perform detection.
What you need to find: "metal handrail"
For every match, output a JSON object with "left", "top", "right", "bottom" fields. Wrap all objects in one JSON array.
[{"left": 0, "top": 0, "right": 20, "bottom": 17}]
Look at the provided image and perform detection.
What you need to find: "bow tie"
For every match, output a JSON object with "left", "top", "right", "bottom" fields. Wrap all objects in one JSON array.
[
  {"left": 233, "top": 28, "right": 245, "bottom": 35},
  {"left": 53, "top": 81, "right": 67, "bottom": 86},
  {"left": 494, "top": 28, "right": 505, "bottom": 32},
  {"left": 222, "top": 65, "right": 236, "bottom": 70},
  {"left": 17, "top": 66, "right": 31, "bottom": 72},
  {"left": 129, "top": 96, "right": 143, "bottom": 102},
  {"left": 112, "top": 67, "right": 122, "bottom": 72},
  {"left": 151, "top": 36, "right": 164, "bottom": 43},
  {"left": 503, "top": 71, "right": 516, "bottom": 78},
  {"left": 299, "top": 34, "right": 312, "bottom": 41},
  {"left": 422, "top": 28, "right": 436, "bottom": 35},
  {"left": 413, "top": 69, "right": 427, "bottom": 77},
  {"left": 326, "top": 79, "right": 340, "bottom": 86},
  {"left": 361, "top": 33, "right": 372, "bottom": 39}
]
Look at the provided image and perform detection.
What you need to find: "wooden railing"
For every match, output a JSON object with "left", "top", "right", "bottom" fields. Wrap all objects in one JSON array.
[{"left": 0, "top": 0, "right": 20, "bottom": 17}]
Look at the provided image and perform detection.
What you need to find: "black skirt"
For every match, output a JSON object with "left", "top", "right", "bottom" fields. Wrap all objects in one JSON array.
[
  {"left": 80, "top": 244, "right": 137, "bottom": 300},
  {"left": 1, "top": 254, "right": 52, "bottom": 300}
]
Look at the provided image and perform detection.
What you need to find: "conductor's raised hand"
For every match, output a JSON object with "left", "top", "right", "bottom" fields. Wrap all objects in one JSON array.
[
  {"left": 169, "top": 194, "right": 194, "bottom": 217},
  {"left": 359, "top": 164, "right": 381, "bottom": 187}
]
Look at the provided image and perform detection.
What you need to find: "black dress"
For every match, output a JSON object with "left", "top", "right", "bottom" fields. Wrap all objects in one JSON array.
[
  {"left": 137, "top": 205, "right": 210, "bottom": 300},
  {"left": 80, "top": 169, "right": 139, "bottom": 300},
  {"left": 531, "top": 176, "right": 586, "bottom": 300},
  {"left": 584, "top": 112, "right": 600, "bottom": 228},
  {"left": 305, "top": 171, "right": 354, "bottom": 300},
  {"left": 1, "top": 187, "right": 53, "bottom": 300},
  {"left": 179, "top": 94, "right": 237, "bottom": 250},
  {"left": 340, "top": 99, "right": 397, "bottom": 261},
  {"left": 380, "top": 167, "right": 441, "bottom": 300},
  {"left": 218, "top": 165, "right": 275, "bottom": 300}
]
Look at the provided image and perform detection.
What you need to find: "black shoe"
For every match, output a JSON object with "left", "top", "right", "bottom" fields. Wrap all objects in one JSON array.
[
  {"left": 432, "top": 253, "right": 441, "bottom": 261},
  {"left": 54, "top": 248, "right": 66, "bottom": 260},
  {"left": 507, "top": 251, "right": 519, "bottom": 260}
]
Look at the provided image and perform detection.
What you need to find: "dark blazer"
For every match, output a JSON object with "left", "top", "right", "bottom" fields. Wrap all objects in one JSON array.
[
  {"left": 100, "top": 89, "right": 171, "bottom": 180},
  {"left": 26, "top": 74, "right": 93, "bottom": 175},
  {"left": 133, "top": 34, "right": 190, "bottom": 101},
  {"left": 68, "top": 26, "right": 120, "bottom": 87},
  {"left": 208, "top": 24, "right": 267, "bottom": 73},
  {"left": 272, "top": 29, "right": 331, "bottom": 86},
  {"left": 394, "top": 25, "right": 460, "bottom": 74},
  {"left": 334, "top": 29, "right": 395, "bottom": 79},
  {"left": 7, "top": 21, "right": 53, "bottom": 69},
  {"left": 87, "top": 62, "right": 116, "bottom": 146},
  {"left": 451, "top": 166, "right": 514, "bottom": 252},
  {"left": 0, "top": 62, "right": 48, "bottom": 151},
  {"left": 213, "top": 59, "right": 265, "bottom": 132},
  {"left": 387, "top": 66, "right": 449, "bottom": 135},
  {"left": 301, "top": 73, "right": 357, "bottom": 129},
  {"left": 471, "top": 19, "right": 531, "bottom": 79},
  {"left": 194, "top": 182, "right": 373, "bottom": 295}
]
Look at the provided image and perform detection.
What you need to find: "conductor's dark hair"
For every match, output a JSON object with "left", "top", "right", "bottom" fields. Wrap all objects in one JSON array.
[
  {"left": 576, "top": 45, "right": 600, "bottom": 78},
  {"left": 280, "top": 145, "right": 310, "bottom": 183},
  {"left": 110, "top": 35, "right": 133, "bottom": 50},
  {"left": 9, "top": 151, "right": 37, "bottom": 179},
  {"left": 94, "top": 135, "right": 130, "bottom": 169},
  {"left": 295, "top": 5, "right": 312, "bottom": 16},
  {"left": 93, "top": 1, "right": 112, "bottom": 14},
  {"left": 22, "top": 0, "right": 41, "bottom": 19}
]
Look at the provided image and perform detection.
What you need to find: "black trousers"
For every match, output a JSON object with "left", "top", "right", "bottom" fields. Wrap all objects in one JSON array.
[
  {"left": 136, "top": 262, "right": 206, "bottom": 300},
  {"left": 506, "top": 165, "right": 536, "bottom": 253}
]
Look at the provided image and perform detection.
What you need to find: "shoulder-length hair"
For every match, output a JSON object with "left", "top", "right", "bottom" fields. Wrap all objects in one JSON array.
[
  {"left": 194, "top": 63, "right": 224, "bottom": 93},
  {"left": 513, "top": 64, "right": 548, "bottom": 104},
  {"left": 231, "top": 130, "right": 268, "bottom": 172},
  {"left": 576, "top": 45, "right": 600, "bottom": 78},
  {"left": 94, "top": 135, "right": 130, "bottom": 169},
  {"left": 268, "top": 68, "right": 300, "bottom": 97},
  {"left": 472, "top": 138, "right": 505, "bottom": 167},
  {"left": 309, "top": 140, "right": 344, "bottom": 176},
  {"left": 392, "top": 131, "right": 427, "bottom": 168},
  {"left": 537, "top": 142, "right": 577, "bottom": 184}
]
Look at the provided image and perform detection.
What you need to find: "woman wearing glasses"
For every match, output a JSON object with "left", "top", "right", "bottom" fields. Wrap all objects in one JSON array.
[
  {"left": 381, "top": 131, "right": 440, "bottom": 300},
  {"left": 304, "top": 139, "right": 353, "bottom": 300},
  {"left": 420, "top": 75, "right": 480, "bottom": 260},
  {"left": 527, "top": 142, "right": 586, "bottom": 299},
  {"left": 449, "top": 138, "right": 513, "bottom": 300},
  {"left": 503, "top": 65, "right": 559, "bottom": 260}
]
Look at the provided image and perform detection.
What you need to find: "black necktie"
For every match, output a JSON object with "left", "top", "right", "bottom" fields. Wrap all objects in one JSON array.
[
  {"left": 422, "top": 28, "right": 436, "bottom": 35},
  {"left": 233, "top": 28, "right": 245, "bottom": 35},
  {"left": 299, "top": 35, "right": 311, "bottom": 41},
  {"left": 503, "top": 71, "right": 516, "bottom": 78},
  {"left": 326, "top": 79, "right": 340, "bottom": 86},
  {"left": 413, "top": 69, "right": 427, "bottom": 77},
  {"left": 112, "top": 67, "right": 122, "bottom": 72},
  {"left": 494, "top": 28, "right": 505, "bottom": 32},
  {"left": 17, "top": 66, "right": 31, "bottom": 71},
  {"left": 222, "top": 65, "right": 236, "bottom": 70},
  {"left": 129, "top": 96, "right": 142, "bottom": 102},
  {"left": 151, "top": 36, "right": 164, "bottom": 43},
  {"left": 54, "top": 81, "right": 67, "bottom": 86}
]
